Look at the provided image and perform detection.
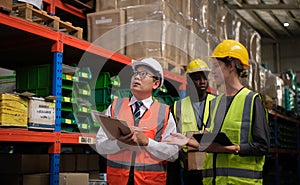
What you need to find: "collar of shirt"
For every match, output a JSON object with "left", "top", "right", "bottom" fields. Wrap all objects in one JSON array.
[{"left": 129, "top": 96, "right": 153, "bottom": 110}]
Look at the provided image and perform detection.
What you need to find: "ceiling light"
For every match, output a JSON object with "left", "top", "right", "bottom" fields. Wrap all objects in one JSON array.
[{"left": 283, "top": 22, "right": 289, "bottom": 27}]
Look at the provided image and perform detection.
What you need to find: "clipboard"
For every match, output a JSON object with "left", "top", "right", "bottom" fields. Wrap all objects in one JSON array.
[
  {"left": 91, "top": 110, "right": 131, "bottom": 139},
  {"left": 192, "top": 132, "right": 233, "bottom": 146}
]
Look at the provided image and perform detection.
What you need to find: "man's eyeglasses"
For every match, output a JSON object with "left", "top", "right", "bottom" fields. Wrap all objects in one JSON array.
[{"left": 132, "top": 71, "right": 157, "bottom": 80}]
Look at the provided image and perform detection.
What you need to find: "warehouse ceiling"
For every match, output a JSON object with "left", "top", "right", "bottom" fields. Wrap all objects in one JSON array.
[{"left": 220, "top": 0, "right": 300, "bottom": 42}]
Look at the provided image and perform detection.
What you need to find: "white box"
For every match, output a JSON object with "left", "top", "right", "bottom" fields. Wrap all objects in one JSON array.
[{"left": 28, "top": 97, "right": 55, "bottom": 130}]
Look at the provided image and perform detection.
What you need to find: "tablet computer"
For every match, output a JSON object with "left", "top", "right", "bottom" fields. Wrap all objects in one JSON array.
[
  {"left": 192, "top": 132, "right": 233, "bottom": 146},
  {"left": 91, "top": 110, "right": 131, "bottom": 139}
]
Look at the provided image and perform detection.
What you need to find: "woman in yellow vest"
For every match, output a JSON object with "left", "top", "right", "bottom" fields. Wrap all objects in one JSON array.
[
  {"left": 173, "top": 59, "right": 215, "bottom": 185},
  {"left": 165, "top": 40, "right": 270, "bottom": 185}
]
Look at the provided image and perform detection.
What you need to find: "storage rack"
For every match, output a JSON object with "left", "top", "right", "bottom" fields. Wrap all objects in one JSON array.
[
  {"left": 1, "top": 1, "right": 299, "bottom": 185},
  {"left": 0, "top": 8, "right": 185, "bottom": 185},
  {"left": 266, "top": 110, "right": 300, "bottom": 185}
]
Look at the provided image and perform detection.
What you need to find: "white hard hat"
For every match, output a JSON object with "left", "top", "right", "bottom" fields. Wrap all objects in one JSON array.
[{"left": 132, "top": 57, "right": 164, "bottom": 88}]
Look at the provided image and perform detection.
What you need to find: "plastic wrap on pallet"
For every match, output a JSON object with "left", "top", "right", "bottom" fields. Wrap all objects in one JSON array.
[
  {"left": 17, "top": 0, "right": 42, "bottom": 9},
  {"left": 216, "top": 5, "right": 229, "bottom": 41},
  {"left": 260, "top": 69, "right": 279, "bottom": 110},
  {"left": 258, "top": 64, "right": 266, "bottom": 94},
  {"left": 187, "top": 26, "right": 208, "bottom": 62},
  {"left": 207, "top": 0, "right": 217, "bottom": 38},
  {"left": 265, "top": 70, "right": 279, "bottom": 99},
  {"left": 248, "top": 31, "right": 261, "bottom": 64},
  {"left": 276, "top": 76, "right": 284, "bottom": 107}
]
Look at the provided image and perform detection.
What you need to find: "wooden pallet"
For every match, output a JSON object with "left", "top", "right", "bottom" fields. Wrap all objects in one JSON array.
[{"left": 12, "top": 3, "right": 83, "bottom": 39}]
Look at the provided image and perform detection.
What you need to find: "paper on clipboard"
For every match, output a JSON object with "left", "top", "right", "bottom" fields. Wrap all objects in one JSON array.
[{"left": 91, "top": 110, "right": 131, "bottom": 139}]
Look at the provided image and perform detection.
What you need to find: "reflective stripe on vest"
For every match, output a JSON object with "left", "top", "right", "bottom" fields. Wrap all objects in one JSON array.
[
  {"left": 241, "top": 91, "right": 256, "bottom": 143},
  {"left": 112, "top": 98, "right": 123, "bottom": 118},
  {"left": 107, "top": 159, "right": 167, "bottom": 172},
  {"left": 203, "top": 168, "right": 263, "bottom": 179},
  {"left": 155, "top": 103, "right": 167, "bottom": 141},
  {"left": 175, "top": 99, "right": 182, "bottom": 133}
]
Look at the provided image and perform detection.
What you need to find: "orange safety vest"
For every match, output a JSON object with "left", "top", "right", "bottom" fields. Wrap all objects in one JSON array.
[{"left": 107, "top": 98, "right": 170, "bottom": 185}]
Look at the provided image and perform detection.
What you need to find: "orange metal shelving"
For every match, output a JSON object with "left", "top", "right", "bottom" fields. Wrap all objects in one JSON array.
[
  {"left": 43, "top": 0, "right": 86, "bottom": 19},
  {"left": 0, "top": 4, "right": 186, "bottom": 184}
]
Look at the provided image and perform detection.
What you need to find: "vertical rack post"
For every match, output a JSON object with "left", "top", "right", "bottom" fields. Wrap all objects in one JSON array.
[
  {"left": 52, "top": 51, "right": 63, "bottom": 132},
  {"left": 179, "top": 83, "right": 186, "bottom": 99},
  {"left": 50, "top": 48, "right": 63, "bottom": 185}
]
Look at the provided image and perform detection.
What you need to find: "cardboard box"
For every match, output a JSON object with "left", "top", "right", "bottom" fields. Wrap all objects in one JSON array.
[
  {"left": 59, "top": 173, "right": 89, "bottom": 185},
  {"left": 95, "top": 0, "right": 117, "bottom": 11},
  {"left": 23, "top": 173, "right": 50, "bottom": 185},
  {"left": 0, "top": 93, "right": 28, "bottom": 127},
  {"left": 27, "top": 97, "right": 55, "bottom": 130},
  {"left": 0, "top": 154, "right": 49, "bottom": 174},
  {"left": 87, "top": 9, "right": 125, "bottom": 55},
  {"left": 186, "top": 131, "right": 206, "bottom": 171},
  {"left": 60, "top": 154, "right": 76, "bottom": 172},
  {"left": 0, "top": 0, "right": 13, "bottom": 13},
  {"left": 76, "top": 154, "right": 100, "bottom": 171},
  {"left": 125, "top": 2, "right": 186, "bottom": 66},
  {"left": 187, "top": 151, "right": 206, "bottom": 171}
]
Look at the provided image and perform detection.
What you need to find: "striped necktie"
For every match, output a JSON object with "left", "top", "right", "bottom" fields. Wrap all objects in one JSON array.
[{"left": 133, "top": 101, "right": 143, "bottom": 121}]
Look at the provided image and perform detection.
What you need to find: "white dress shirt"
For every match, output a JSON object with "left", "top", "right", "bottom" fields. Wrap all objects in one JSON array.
[{"left": 96, "top": 96, "right": 179, "bottom": 162}]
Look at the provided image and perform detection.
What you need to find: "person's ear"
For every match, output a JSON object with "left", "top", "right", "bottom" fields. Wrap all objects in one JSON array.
[
  {"left": 230, "top": 61, "right": 236, "bottom": 71},
  {"left": 153, "top": 80, "right": 160, "bottom": 89}
]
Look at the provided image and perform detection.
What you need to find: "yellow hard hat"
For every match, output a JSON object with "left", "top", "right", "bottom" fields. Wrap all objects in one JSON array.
[
  {"left": 207, "top": 40, "right": 249, "bottom": 68},
  {"left": 186, "top": 58, "right": 210, "bottom": 74}
]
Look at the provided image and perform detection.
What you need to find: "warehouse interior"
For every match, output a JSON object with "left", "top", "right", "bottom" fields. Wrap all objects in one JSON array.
[
  {"left": 0, "top": 0, "right": 299, "bottom": 185},
  {"left": 221, "top": 0, "right": 300, "bottom": 83}
]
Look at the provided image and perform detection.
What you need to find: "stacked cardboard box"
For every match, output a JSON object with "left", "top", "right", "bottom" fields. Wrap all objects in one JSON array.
[
  {"left": 87, "top": 1, "right": 188, "bottom": 75},
  {"left": 88, "top": 0, "right": 261, "bottom": 77}
]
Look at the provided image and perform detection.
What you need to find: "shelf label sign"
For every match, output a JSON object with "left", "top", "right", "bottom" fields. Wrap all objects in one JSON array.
[{"left": 79, "top": 136, "right": 95, "bottom": 144}]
